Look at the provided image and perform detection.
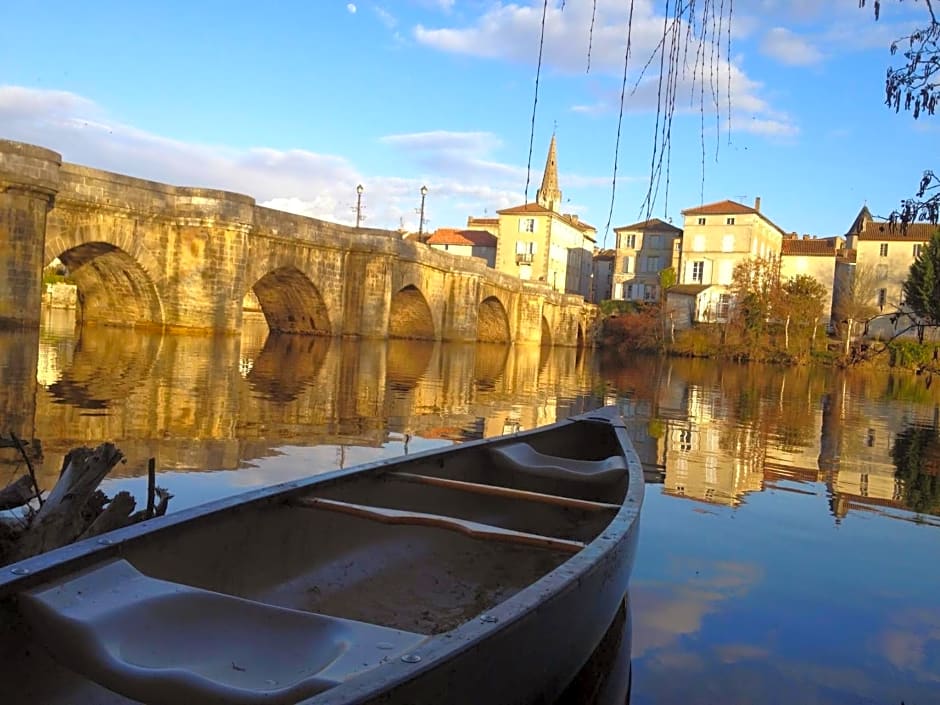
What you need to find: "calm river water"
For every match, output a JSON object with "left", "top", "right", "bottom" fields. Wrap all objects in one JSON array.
[{"left": 3, "top": 309, "right": 940, "bottom": 704}]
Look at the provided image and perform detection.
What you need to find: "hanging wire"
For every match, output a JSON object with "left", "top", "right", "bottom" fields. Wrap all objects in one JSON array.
[{"left": 524, "top": 0, "right": 551, "bottom": 205}]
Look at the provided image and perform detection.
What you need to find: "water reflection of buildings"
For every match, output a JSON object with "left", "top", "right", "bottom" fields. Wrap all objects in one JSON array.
[{"left": 605, "top": 356, "right": 940, "bottom": 522}]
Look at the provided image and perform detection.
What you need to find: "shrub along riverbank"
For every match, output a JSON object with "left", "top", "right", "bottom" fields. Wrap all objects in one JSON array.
[{"left": 598, "top": 303, "right": 940, "bottom": 373}]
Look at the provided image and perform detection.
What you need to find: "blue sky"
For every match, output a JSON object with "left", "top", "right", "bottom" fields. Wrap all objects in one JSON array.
[{"left": 1, "top": 1, "right": 934, "bottom": 246}]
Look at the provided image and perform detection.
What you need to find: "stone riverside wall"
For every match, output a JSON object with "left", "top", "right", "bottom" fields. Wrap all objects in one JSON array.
[{"left": 0, "top": 139, "right": 596, "bottom": 345}]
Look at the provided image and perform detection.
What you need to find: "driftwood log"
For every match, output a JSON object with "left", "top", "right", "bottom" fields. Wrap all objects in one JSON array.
[{"left": 0, "top": 440, "right": 171, "bottom": 567}]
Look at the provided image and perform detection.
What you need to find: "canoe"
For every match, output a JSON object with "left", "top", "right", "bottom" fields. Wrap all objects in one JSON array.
[{"left": 0, "top": 406, "right": 644, "bottom": 705}]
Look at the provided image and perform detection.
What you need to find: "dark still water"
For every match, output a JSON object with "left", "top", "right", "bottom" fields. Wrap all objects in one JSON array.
[{"left": 3, "top": 309, "right": 940, "bottom": 704}]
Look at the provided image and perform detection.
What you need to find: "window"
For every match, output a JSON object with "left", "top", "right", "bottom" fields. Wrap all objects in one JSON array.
[
  {"left": 646, "top": 255, "right": 661, "bottom": 272},
  {"left": 876, "top": 264, "right": 889, "bottom": 280},
  {"left": 877, "top": 288, "right": 887, "bottom": 310},
  {"left": 515, "top": 241, "right": 536, "bottom": 264},
  {"left": 643, "top": 286, "right": 654, "bottom": 301},
  {"left": 622, "top": 256, "right": 634, "bottom": 274},
  {"left": 726, "top": 217, "right": 735, "bottom": 225},
  {"left": 626, "top": 284, "right": 634, "bottom": 299},
  {"left": 692, "top": 260, "right": 705, "bottom": 283},
  {"left": 520, "top": 218, "right": 536, "bottom": 233},
  {"left": 649, "top": 234, "right": 661, "bottom": 248},
  {"left": 678, "top": 429, "right": 692, "bottom": 452},
  {"left": 914, "top": 244, "right": 924, "bottom": 257},
  {"left": 697, "top": 217, "right": 706, "bottom": 225},
  {"left": 722, "top": 234, "right": 734, "bottom": 252},
  {"left": 623, "top": 233, "right": 637, "bottom": 248},
  {"left": 717, "top": 294, "right": 731, "bottom": 319},
  {"left": 879, "top": 243, "right": 888, "bottom": 256}
]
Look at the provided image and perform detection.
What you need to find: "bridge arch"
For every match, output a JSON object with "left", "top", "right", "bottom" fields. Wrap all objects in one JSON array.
[
  {"left": 541, "top": 316, "right": 553, "bottom": 347},
  {"left": 54, "top": 242, "right": 164, "bottom": 328},
  {"left": 477, "top": 296, "right": 511, "bottom": 344},
  {"left": 249, "top": 266, "right": 331, "bottom": 335},
  {"left": 388, "top": 285, "right": 435, "bottom": 340}
]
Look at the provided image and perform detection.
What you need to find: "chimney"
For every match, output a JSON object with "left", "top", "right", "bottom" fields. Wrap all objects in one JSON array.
[{"left": 754, "top": 196, "right": 761, "bottom": 211}]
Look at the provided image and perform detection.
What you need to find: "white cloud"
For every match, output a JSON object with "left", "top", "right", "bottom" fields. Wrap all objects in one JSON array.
[
  {"left": 374, "top": 6, "right": 397, "bottom": 29},
  {"left": 760, "top": 27, "right": 823, "bottom": 66},
  {"left": 413, "top": 1, "right": 797, "bottom": 138},
  {"left": 347, "top": 3, "right": 357, "bottom": 14},
  {"left": 0, "top": 86, "right": 556, "bottom": 232}
]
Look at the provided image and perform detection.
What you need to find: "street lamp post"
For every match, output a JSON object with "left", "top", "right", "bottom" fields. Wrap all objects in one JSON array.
[
  {"left": 418, "top": 185, "right": 428, "bottom": 238},
  {"left": 355, "top": 184, "right": 364, "bottom": 229}
]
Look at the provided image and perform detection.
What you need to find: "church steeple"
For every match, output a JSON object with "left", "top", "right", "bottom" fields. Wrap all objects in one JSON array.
[{"left": 536, "top": 133, "right": 561, "bottom": 211}]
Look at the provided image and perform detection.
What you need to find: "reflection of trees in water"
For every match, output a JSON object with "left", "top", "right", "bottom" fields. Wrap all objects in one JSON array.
[
  {"left": 245, "top": 334, "right": 331, "bottom": 403},
  {"left": 892, "top": 423, "right": 940, "bottom": 515},
  {"left": 386, "top": 340, "right": 435, "bottom": 392},
  {"left": 45, "top": 326, "right": 162, "bottom": 409}
]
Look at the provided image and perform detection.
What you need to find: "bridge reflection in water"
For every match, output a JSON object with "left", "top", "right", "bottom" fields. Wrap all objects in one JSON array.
[{"left": 4, "top": 310, "right": 600, "bottom": 496}]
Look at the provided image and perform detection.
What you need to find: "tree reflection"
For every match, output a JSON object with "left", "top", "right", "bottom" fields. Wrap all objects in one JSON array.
[{"left": 892, "top": 423, "right": 940, "bottom": 515}]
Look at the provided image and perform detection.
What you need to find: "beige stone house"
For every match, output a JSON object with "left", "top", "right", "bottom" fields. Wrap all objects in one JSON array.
[
  {"left": 835, "top": 206, "right": 939, "bottom": 338},
  {"left": 779, "top": 234, "right": 845, "bottom": 326},
  {"left": 675, "top": 198, "right": 787, "bottom": 322},
  {"left": 475, "top": 136, "right": 596, "bottom": 298},
  {"left": 612, "top": 218, "right": 683, "bottom": 302},
  {"left": 591, "top": 249, "right": 616, "bottom": 303},
  {"left": 426, "top": 228, "right": 497, "bottom": 268}
]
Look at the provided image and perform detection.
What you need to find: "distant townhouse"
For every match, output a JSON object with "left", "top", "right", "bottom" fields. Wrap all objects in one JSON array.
[
  {"left": 779, "top": 234, "right": 845, "bottom": 326},
  {"left": 591, "top": 249, "right": 616, "bottom": 303},
  {"left": 669, "top": 198, "right": 786, "bottom": 324},
  {"left": 426, "top": 228, "right": 497, "bottom": 268},
  {"left": 836, "top": 205, "right": 939, "bottom": 337},
  {"left": 611, "top": 218, "right": 683, "bottom": 302},
  {"left": 472, "top": 136, "right": 596, "bottom": 298}
]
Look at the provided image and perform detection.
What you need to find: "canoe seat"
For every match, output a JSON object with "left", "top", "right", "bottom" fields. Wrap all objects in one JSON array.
[
  {"left": 19, "top": 559, "right": 425, "bottom": 705},
  {"left": 488, "top": 442, "right": 627, "bottom": 485}
]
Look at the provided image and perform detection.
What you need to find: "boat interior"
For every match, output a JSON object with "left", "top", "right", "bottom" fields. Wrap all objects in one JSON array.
[{"left": 2, "top": 417, "right": 633, "bottom": 705}]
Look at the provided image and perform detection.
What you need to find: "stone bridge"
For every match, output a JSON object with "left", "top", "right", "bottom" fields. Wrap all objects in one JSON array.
[{"left": 0, "top": 140, "right": 596, "bottom": 345}]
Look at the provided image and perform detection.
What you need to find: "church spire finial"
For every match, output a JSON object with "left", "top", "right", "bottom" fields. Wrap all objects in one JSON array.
[{"left": 536, "top": 133, "right": 561, "bottom": 211}]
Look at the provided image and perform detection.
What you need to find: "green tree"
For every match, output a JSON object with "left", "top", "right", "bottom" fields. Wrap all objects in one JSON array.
[
  {"left": 658, "top": 266, "right": 677, "bottom": 345},
  {"left": 779, "top": 275, "right": 827, "bottom": 353},
  {"left": 903, "top": 230, "right": 940, "bottom": 325},
  {"left": 892, "top": 423, "right": 940, "bottom": 515}
]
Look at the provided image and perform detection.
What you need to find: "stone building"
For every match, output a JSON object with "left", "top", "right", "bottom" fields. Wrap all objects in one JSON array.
[
  {"left": 612, "top": 217, "right": 683, "bottom": 302},
  {"left": 426, "top": 228, "right": 497, "bottom": 268},
  {"left": 675, "top": 198, "right": 787, "bottom": 322},
  {"left": 835, "top": 206, "right": 940, "bottom": 337},
  {"left": 779, "top": 234, "right": 845, "bottom": 327},
  {"left": 591, "top": 249, "right": 615, "bottom": 303},
  {"left": 476, "top": 136, "right": 596, "bottom": 298}
]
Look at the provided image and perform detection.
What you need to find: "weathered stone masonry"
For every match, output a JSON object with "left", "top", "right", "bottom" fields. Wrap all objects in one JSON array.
[{"left": 0, "top": 139, "right": 595, "bottom": 345}]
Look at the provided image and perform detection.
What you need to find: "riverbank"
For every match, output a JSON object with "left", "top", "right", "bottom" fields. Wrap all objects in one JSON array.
[{"left": 599, "top": 313, "right": 940, "bottom": 374}]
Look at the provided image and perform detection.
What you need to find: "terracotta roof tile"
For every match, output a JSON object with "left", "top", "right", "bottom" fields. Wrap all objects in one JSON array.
[
  {"left": 615, "top": 217, "right": 683, "bottom": 234},
  {"left": 496, "top": 202, "right": 596, "bottom": 234},
  {"left": 781, "top": 238, "right": 840, "bottom": 256},
  {"left": 682, "top": 199, "right": 758, "bottom": 216},
  {"left": 856, "top": 222, "right": 939, "bottom": 241},
  {"left": 427, "top": 228, "right": 497, "bottom": 247}
]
